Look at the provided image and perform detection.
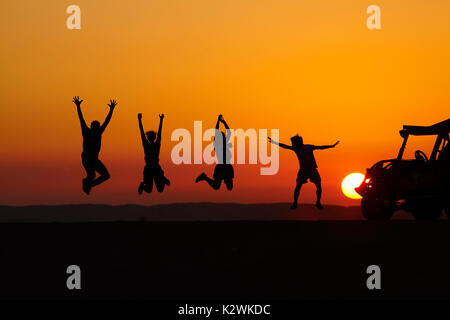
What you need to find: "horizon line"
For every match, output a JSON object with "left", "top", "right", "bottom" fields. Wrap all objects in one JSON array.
[{"left": 0, "top": 202, "right": 360, "bottom": 208}]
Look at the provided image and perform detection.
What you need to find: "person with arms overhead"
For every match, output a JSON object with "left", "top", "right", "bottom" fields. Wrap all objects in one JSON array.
[
  {"left": 269, "top": 134, "right": 339, "bottom": 210},
  {"left": 73, "top": 96, "right": 117, "bottom": 195},
  {"left": 195, "top": 114, "right": 234, "bottom": 191},
  {"left": 137, "top": 113, "right": 171, "bottom": 194}
]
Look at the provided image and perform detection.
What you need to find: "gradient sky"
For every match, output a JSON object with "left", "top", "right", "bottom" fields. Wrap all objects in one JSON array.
[{"left": 1, "top": 0, "right": 449, "bottom": 206}]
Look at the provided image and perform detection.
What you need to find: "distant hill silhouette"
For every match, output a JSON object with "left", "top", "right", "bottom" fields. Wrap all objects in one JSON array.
[{"left": 0, "top": 203, "right": 415, "bottom": 222}]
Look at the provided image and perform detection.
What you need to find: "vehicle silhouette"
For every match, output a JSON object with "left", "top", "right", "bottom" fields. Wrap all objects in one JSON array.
[{"left": 355, "top": 119, "right": 450, "bottom": 220}]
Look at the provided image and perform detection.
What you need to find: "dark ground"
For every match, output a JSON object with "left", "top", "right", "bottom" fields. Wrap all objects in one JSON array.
[
  {"left": 0, "top": 203, "right": 415, "bottom": 222},
  {"left": 0, "top": 218, "right": 449, "bottom": 300}
]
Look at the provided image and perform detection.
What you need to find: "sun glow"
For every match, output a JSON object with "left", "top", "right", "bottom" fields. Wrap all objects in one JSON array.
[{"left": 341, "top": 173, "right": 365, "bottom": 199}]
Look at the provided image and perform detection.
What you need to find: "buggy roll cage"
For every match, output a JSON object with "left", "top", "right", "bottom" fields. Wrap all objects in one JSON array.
[{"left": 397, "top": 119, "right": 450, "bottom": 160}]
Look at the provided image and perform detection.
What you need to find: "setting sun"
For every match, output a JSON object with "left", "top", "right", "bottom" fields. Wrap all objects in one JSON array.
[{"left": 341, "top": 173, "right": 364, "bottom": 199}]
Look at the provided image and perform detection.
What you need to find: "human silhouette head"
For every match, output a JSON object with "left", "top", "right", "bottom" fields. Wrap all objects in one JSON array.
[
  {"left": 291, "top": 134, "right": 303, "bottom": 146},
  {"left": 91, "top": 120, "right": 101, "bottom": 130},
  {"left": 146, "top": 130, "right": 156, "bottom": 143}
]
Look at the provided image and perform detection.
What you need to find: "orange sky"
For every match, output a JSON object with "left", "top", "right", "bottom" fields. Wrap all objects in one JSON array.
[{"left": 1, "top": 0, "right": 449, "bottom": 205}]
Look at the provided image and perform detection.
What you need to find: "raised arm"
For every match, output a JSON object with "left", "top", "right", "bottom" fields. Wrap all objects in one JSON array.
[
  {"left": 220, "top": 116, "right": 231, "bottom": 140},
  {"left": 268, "top": 137, "right": 293, "bottom": 150},
  {"left": 100, "top": 99, "right": 117, "bottom": 132},
  {"left": 313, "top": 141, "right": 340, "bottom": 150},
  {"left": 216, "top": 114, "right": 223, "bottom": 130},
  {"left": 73, "top": 96, "right": 88, "bottom": 131},
  {"left": 221, "top": 118, "right": 230, "bottom": 130},
  {"left": 138, "top": 113, "right": 146, "bottom": 144},
  {"left": 156, "top": 114, "right": 164, "bottom": 143}
]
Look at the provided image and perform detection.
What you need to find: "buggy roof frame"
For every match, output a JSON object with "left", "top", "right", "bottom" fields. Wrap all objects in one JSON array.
[{"left": 400, "top": 119, "right": 450, "bottom": 137}]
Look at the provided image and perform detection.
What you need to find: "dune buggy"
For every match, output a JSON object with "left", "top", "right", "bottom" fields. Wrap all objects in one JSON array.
[{"left": 355, "top": 119, "right": 450, "bottom": 220}]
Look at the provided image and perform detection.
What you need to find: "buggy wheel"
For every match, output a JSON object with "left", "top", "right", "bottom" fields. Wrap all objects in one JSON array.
[
  {"left": 446, "top": 202, "right": 450, "bottom": 219},
  {"left": 410, "top": 198, "right": 443, "bottom": 220},
  {"left": 443, "top": 193, "right": 450, "bottom": 219},
  {"left": 361, "top": 193, "right": 395, "bottom": 220}
]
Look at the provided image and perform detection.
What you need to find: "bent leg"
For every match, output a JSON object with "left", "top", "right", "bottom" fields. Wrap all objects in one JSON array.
[
  {"left": 205, "top": 165, "right": 224, "bottom": 190},
  {"left": 154, "top": 175, "right": 166, "bottom": 192},
  {"left": 224, "top": 178, "right": 233, "bottom": 191},
  {"left": 204, "top": 176, "right": 221, "bottom": 190},
  {"left": 138, "top": 182, "right": 145, "bottom": 194},
  {"left": 90, "top": 160, "right": 110, "bottom": 188},
  {"left": 157, "top": 168, "right": 170, "bottom": 187},
  {"left": 142, "top": 167, "right": 153, "bottom": 194},
  {"left": 82, "top": 157, "right": 96, "bottom": 194},
  {"left": 144, "top": 178, "right": 153, "bottom": 193},
  {"left": 224, "top": 165, "right": 234, "bottom": 191},
  {"left": 162, "top": 175, "right": 171, "bottom": 186},
  {"left": 82, "top": 158, "right": 96, "bottom": 181}
]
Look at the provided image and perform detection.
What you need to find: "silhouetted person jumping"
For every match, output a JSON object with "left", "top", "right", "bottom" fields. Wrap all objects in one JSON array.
[
  {"left": 269, "top": 135, "right": 339, "bottom": 210},
  {"left": 73, "top": 96, "right": 116, "bottom": 195},
  {"left": 196, "top": 114, "right": 234, "bottom": 190},
  {"left": 138, "top": 113, "right": 171, "bottom": 194}
]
